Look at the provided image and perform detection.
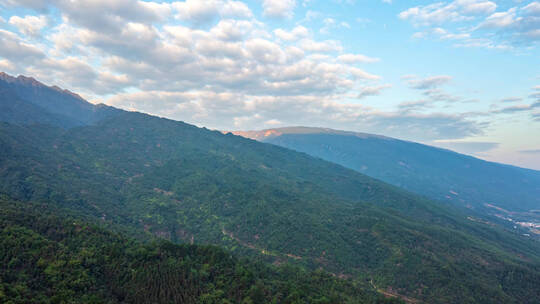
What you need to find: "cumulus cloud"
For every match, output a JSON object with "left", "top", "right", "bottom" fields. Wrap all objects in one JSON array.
[
  {"left": 262, "top": 0, "right": 296, "bottom": 19},
  {"left": 274, "top": 26, "right": 309, "bottom": 41},
  {"left": 55, "top": 0, "right": 170, "bottom": 34},
  {"left": 402, "top": 1, "right": 540, "bottom": 47},
  {"left": 172, "top": 0, "right": 252, "bottom": 26},
  {"left": 0, "top": 0, "right": 496, "bottom": 143},
  {"left": 399, "top": 0, "right": 496, "bottom": 26},
  {"left": 0, "top": 0, "right": 387, "bottom": 100},
  {"left": 0, "top": 29, "right": 44, "bottom": 62},
  {"left": 298, "top": 38, "right": 343, "bottom": 53},
  {"left": 107, "top": 89, "right": 481, "bottom": 141},
  {"left": 2, "top": 0, "right": 51, "bottom": 11},
  {"left": 8, "top": 15, "right": 48, "bottom": 37}
]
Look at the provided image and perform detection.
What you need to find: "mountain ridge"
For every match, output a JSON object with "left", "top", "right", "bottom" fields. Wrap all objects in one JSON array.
[
  {"left": 1, "top": 72, "right": 540, "bottom": 303},
  {"left": 231, "top": 127, "right": 540, "bottom": 220},
  {"left": 231, "top": 126, "right": 539, "bottom": 173},
  {"left": 0, "top": 72, "right": 120, "bottom": 128}
]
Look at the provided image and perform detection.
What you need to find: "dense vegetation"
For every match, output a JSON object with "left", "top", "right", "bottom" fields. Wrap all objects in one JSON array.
[
  {"left": 1, "top": 115, "right": 540, "bottom": 303},
  {"left": 248, "top": 127, "right": 540, "bottom": 213},
  {"left": 1, "top": 73, "right": 540, "bottom": 303},
  {"left": 0, "top": 197, "right": 402, "bottom": 304}
]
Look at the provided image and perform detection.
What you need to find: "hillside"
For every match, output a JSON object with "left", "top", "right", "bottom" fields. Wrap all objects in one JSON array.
[
  {"left": 232, "top": 127, "right": 540, "bottom": 221},
  {"left": 1, "top": 74, "right": 540, "bottom": 303},
  {"left": 0, "top": 196, "right": 396, "bottom": 304},
  {"left": 0, "top": 72, "right": 119, "bottom": 128}
]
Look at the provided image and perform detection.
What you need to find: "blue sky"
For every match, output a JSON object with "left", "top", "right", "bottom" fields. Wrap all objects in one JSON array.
[{"left": 1, "top": 0, "right": 539, "bottom": 169}]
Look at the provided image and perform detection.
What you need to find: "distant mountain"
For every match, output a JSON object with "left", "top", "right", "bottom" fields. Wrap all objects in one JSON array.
[
  {"left": 1, "top": 74, "right": 540, "bottom": 303},
  {"left": 232, "top": 127, "right": 540, "bottom": 217},
  {"left": 0, "top": 72, "right": 119, "bottom": 127}
]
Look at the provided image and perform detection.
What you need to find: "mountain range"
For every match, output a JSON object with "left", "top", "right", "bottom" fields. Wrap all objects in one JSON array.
[
  {"left": 1, "top": 72, "right": 539, "bottom": 303},
  {"left": 232, "top": 127, "right": 540, "bottom": 233}
]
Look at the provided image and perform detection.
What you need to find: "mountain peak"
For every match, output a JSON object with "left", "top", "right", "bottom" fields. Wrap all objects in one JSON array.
[
  {"left": 0, "top": 72, "right": 85, "bottom": 102},
  {"left": 0, "top": 72, "right": 46, "bottom": 87},
  {"left": 0, "top": 72, "right": 120, "bottom": 127},
  {"left": 16, "top": 75, "right": 42, "bottom": 86},
  {"left": 0, "top": 71, "right": 18, "bottom": 83}
]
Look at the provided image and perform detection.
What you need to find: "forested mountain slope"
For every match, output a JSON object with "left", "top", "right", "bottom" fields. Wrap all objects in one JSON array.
[
  {"left": 0, "top": 73, "right": 539, "bottom": 303},
  {"left": 233, "top": 127, "right": 540, "bottom": 216},
  {"left": 0, "top": 72, "right": 119, "bottom": 128},
  {"left": 0, "top": 197, "right": 396, "bottom": 304},
  {"left": 1, "top": 114, "right": 540, "bottom": 303}
]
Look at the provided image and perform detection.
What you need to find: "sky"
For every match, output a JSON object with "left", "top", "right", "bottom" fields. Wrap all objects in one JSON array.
[{"left": 0, "top": 0, "right": 539, "bottom": 169}]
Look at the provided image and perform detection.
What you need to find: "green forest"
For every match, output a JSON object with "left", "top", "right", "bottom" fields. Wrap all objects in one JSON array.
[
  {"left": 0, "top": 197, "right": 401, "bottom": 304},
  {"left": 0, "top": 113, "right": 539, "bottom": 303}
]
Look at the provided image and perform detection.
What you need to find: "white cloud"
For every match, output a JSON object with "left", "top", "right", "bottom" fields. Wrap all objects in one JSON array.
[
  {"left": 338, "top": 53, "right": 380, "bottom": 63},
  {"left": 0, "top": 0, "right": 491, "bottom": 144},
  {"left": 523, "top": 1, "right": 540, "bottom": 15},
  {"left": 171, "top": 0, "right": 252, "bottom": 26},
  {"left": 399, "top": 0, "right": 496, "bottom": 26},
  {"left": 479, "top": 7, "right": 518, "bottom": 29},
  {"left": 408, "top": 75, "right": 453, "bottom": 89},
  {"left": 402, "top": 1, "right": 539, "bottom": 47},
  {"left": 222, "top": 1, "right": 253, "bottom": 19},
  {"left": 0, "top": 29, "right": 44, "bottom": 61},
  {"left": 107, "top": 89, "right": 481, "bottom": 141},
  {"left": 8, "top": 15, "right": 48, "bottom": 37},
  {"left": 173, "top": 0, "right": 220, "bottom": 25},
  {"left": 245, "top": 38, "right": 286, "bottom": 64},
  {"left": 358, "top": 84, "right": 392, "bottom": 98},
  {"left": 460, "top": 0, "right": 497, "bottom": 14},
  {"left": 2, "top": 0, "right": 50, "bottom": 11},
  {"left": 211, "top": 19, "right": 256, "bottom": 41},
  {"left": 412, "top": 27, "right": 472, "bottom": 42},
  {"left": 349, "top": 67, "right": 381, "bottom": 80},
  {"left": 298, "top": 38, "right": 343, "bottom": 53},
  {"left": 0, "top": 59, "right": 16, "bottom": 71},
  {"left": 274, "top": 26, "right": 309, "bottom": 41},
  {"left": 262, "top": 0, "right": 296, "bottom": 19},
  {"left": 319, "top": 18, "right": 351, "bottom": 34}
]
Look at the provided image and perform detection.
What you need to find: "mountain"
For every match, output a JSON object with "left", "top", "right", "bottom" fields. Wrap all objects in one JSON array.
[
  {"left": 0, "top": 72, "right": 119, "bottom": 127},
  {"left": 232, "top": 127, "right": 540, "bottom": 222},
  {"left": 1, "top": 73, "right": 540, "bottom": 303}
]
